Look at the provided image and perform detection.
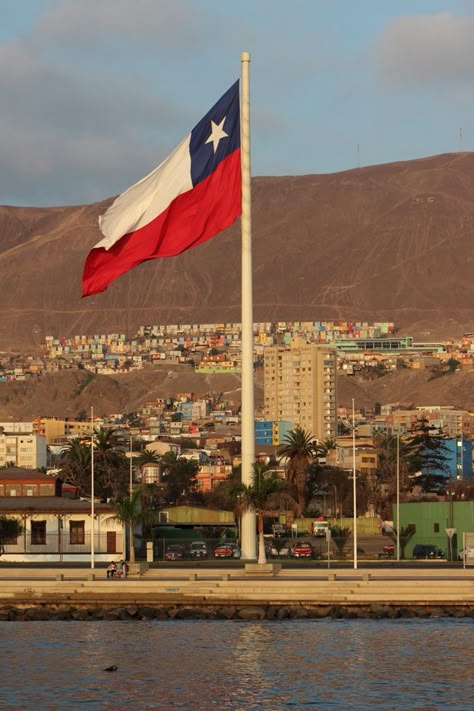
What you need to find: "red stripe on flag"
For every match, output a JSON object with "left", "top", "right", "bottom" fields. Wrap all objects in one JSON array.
[{"left": 82, "top": 149, "right": 241, "bottom": 296}]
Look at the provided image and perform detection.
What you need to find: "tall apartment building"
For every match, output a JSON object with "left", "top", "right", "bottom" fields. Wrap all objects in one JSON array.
[
  {"left": 264, "top": 343, "right": 337, "bottom": 441},
  {"left": 0, "top": 434, "right": 47, "bottom": 469}
]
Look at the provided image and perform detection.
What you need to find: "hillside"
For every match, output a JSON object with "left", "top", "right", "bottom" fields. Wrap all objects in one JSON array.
[
  {"left": 0, "top": 364, "right": 473, "bottom": 420},
  {"left": 1, "top": 152, "right": 474, "bottom": 352}
]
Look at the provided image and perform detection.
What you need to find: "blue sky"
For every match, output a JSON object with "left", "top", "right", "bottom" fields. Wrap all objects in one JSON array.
[{"left": 2, "top": 0, "right": 474, "bottom": 206}]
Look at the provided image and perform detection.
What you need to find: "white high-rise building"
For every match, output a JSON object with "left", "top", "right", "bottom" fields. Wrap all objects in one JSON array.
[
  {"left": 264, "top": 343, "right": 337, "bottom": 441},
  {"left": 0, "top": 435, "right": 47, "bottom": 469}
]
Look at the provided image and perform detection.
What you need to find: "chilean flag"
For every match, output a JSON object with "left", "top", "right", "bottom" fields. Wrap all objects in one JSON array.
[{"left": 82, "top": 81, "right": 241, "bottom": 297}]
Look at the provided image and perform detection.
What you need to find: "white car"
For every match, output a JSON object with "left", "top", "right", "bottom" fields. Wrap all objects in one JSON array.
[{"left": 270, "top": 543, "right": 290, "bottom": 557}]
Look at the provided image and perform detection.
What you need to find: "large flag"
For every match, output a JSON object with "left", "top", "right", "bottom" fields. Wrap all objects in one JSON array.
[{"left": 82, "top": 81, "right": 241, "bottom": 296}]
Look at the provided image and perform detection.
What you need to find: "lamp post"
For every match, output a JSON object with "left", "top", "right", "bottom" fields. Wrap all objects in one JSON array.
[
  {"left": 445, "top": 486, "right": 456, "bottom": 562},
  {"left": 396, "top": 429, "right": 400, "bottom": 562},
  {"left": 129, "top": 434, "right": 133, "bottom": 498},
  {"left": 90, "top": 406, "right": 95, "bottom": 569},
  {"left": 332, "top": 484, "right": 338, "bottom": 522},
  {"left": 352, "top": 398, "right": 357, "bottom": 570}
]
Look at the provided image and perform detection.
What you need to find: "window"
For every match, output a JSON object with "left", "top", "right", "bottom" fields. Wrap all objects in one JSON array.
[
  {"left": 434, "top": 523, "right": 440, "bottom": 533},
  {"left": 31, "top": 521, "right": 46, "bottom": 545},
  {"left": 23, "top": 485, "right": 38, "bottom": 496},
  {"left": 70, "top": 521, "right": 85, "bottom": 545},
  {"left": 39, "top": 484, "right": 54, "bottom": 496}
]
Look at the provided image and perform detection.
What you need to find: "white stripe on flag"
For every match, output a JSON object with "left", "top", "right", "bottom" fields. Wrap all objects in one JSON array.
[{"left": 96, "top": 134, "right": 192, "bottom": 250}]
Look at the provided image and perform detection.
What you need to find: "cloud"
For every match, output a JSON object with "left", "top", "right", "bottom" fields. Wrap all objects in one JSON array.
[
  {"left": 35, "top": 0, "right": 206, "bottom": 52},
  {"left": 376, "top": 13, "right": 474, "bottom": 87}
]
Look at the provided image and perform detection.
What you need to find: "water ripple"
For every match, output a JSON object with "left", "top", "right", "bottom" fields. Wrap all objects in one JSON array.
[{"left": 0, "top": 619, "right": 473, "bottom": 710}]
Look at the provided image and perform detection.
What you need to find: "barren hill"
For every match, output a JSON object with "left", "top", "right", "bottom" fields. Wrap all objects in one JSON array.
[
  {"left": 0, "top": 364, "right": 473, "bottom": 420},
  {"left": 1, "top": 152, "right": 474, "bottom": 352}
]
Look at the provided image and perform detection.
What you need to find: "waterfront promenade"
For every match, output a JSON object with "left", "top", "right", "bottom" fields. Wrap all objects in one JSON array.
[{"left": 1, "top": 566, "right": 474, "bottom": 615}]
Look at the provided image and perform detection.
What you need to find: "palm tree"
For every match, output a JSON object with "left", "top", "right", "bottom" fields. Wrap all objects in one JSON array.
[
  {"left": 232, "top": 462, "right": 297, "bottom": 564},
  {"left": 277, "top": 426, "right": 316, "bottom": 511},
  {"left": 93, "top": 427, "right": 129, "bottom": 499},
  {"left": 316, "top": 438, "right": 337, "bottom": 457},
  {"left": 60, "top": 438, "right": 91, "bottom": 495},
  {"left": 386, "top": 525, "right": 416, "bottom": 560},
  {"left": 136, "top": 449, "right": 161, "bottom": 466},
  {"left": 111, "top": 487, "right": 158, "bottom": 563},
  {"left": 330, "top": 525, "right": 352, "bottom": 559}
]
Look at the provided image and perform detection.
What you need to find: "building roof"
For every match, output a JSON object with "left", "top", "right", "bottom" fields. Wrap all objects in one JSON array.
[
  {"left": 0, "top": 496, "right": 115, "bottom": 514},
  {"left": 0, "top": 467, "right": 54, "bottom": 482}
]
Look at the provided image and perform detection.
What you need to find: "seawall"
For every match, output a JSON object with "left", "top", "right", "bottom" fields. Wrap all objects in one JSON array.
[{"left": 1, "top": 566, "right": 473, "bottom": 620}]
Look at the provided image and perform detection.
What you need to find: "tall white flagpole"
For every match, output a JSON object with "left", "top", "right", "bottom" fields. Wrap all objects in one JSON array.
[
  {"left": 396, "top": 429, "right": 400, "bottom": 561},
  {"left": 352, "top": 398, "right": 357, "bottom": 570},
  {"left": 240, "top": 51, "right": 256, "bottom": 561},
  {"left": 90, "top": 406, "right": 95, "bottom": 569}
]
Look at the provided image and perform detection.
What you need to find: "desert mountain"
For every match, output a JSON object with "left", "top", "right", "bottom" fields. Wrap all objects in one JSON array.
[
  {"left": 1, "top": 152, "right": 474, "bottom": 353},
  {"left": 0, "top": 363, "right": 472, "bottom": 420}
]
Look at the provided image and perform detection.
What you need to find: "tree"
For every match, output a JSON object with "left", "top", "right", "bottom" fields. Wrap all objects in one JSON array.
[
  {"left": 386, "top": 525, "right": 416, "bottom": 560},
  {"left": 330, "top": 525, "right": 352, "bottom": 559},
  {"left": 60, "top": 438, "right": 91, "bottom": 496},
  {"left": 160, "top": 451, "right": 199, "bottom": 504},
  {"left": 231, "top": 463, "right": 297, "bottom": 564},
  {"left": 404, "top": 418, "right": 450, "bottom": 492},
  {"left": 373, "top": 432, "right": 409, "bottom": 517},
  {"left": 446, "top": 357, "right": 460, "bottom": 373},
  {"left": 306, "top": 463, "right": 351, "bottom": 519},
  {"left": 92, "top": 428, "right": 130, "bottom": 499},
  {"left": 0, "top": 516, "right": 23, "bottom": 555},
  {"left": 277, "top": 426, "right": 315, "bottom": 511},
  {"left": 60, "top": 429, "right": 130, "bottom": 500},
  {"left": 136, "top": 449, "right": 161, "bottom": 467},
  {"left": 204, "top": 466, "right": 241, "bottom": 512},
  {"left": 111, "top": 486, "right": 160, "bottom": 562}
]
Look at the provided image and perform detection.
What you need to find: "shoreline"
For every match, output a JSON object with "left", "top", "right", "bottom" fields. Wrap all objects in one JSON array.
[
  {"left": 1, "top": 565, "right": 473, "bottom": 620},
  {"left": 1, "top": 602, "right": 474, "bottom": 621}
]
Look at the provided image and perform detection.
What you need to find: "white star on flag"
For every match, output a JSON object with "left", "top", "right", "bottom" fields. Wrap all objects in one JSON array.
[{"left": 205, "top": 117, "right": 228, "bottom": 152}]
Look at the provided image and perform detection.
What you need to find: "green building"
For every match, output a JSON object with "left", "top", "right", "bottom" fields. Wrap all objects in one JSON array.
[{"left": 394, "top": 501, "right": 474, "bottom": 559}]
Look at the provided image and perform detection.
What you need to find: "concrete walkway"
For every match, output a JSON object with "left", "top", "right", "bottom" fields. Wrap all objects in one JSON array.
[{"left": 1, "top": 566, "right": 474, "bottom": 608}]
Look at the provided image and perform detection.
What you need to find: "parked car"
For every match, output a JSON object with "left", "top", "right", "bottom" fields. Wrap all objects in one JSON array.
[
  {"left": 164, "top": 544, "right": 186, "bottom": 561},
  {"left": 412, "top": 544, "right": 445, "bottom": 560},
  {"left": 189, "top": 541, "right": 208, "bottom": 559},
  {"left": 213, "top": 543, "right": 241, "bottom": 559},
  {"left": 290, "top": 541, "right": 313, "bottom": 558},
  {"left": 265, "top": 540, "right": 290, "bottom": 558}
]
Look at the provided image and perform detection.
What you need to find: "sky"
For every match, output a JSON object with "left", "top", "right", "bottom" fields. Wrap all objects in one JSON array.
[{"left": 2, "top": 0, "right": 474, "bottom": 207}]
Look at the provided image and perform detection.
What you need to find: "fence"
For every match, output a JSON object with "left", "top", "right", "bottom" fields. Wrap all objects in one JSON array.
[{"left": 2, "top": 532, "right": 118, "bottom": 556}]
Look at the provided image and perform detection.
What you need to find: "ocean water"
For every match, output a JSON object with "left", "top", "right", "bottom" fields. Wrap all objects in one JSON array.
[{"left": 0, "top": 619, "right": 472, "bottom": 710}]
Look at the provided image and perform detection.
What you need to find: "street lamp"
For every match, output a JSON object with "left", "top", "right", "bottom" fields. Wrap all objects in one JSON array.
[
  {"left": 396, "top": 429, "right": 400, "bottom": 562},
  {"left": 332, "top": 484, "right": 338, "bottom": 522},
  {"left": 352, "top": 398, "right": 357, "bottom": 570},
  {"left": 90, "top": 406, "right": 95, "bottom": 570}
]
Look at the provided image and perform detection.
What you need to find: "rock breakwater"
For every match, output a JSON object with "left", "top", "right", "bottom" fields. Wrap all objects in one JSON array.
[{"left": 1, "top": 603, "right": 474, "bottom": 621}]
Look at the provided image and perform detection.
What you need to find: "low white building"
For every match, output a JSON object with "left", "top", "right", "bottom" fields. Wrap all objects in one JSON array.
[{"left": 0, "top": 496, "right": 124, "bottom": 563}]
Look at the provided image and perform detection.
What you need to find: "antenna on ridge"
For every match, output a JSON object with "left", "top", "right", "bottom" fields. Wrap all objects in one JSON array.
[{"left": 458, "top": 127, "right": 463, "bottom": 152}]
